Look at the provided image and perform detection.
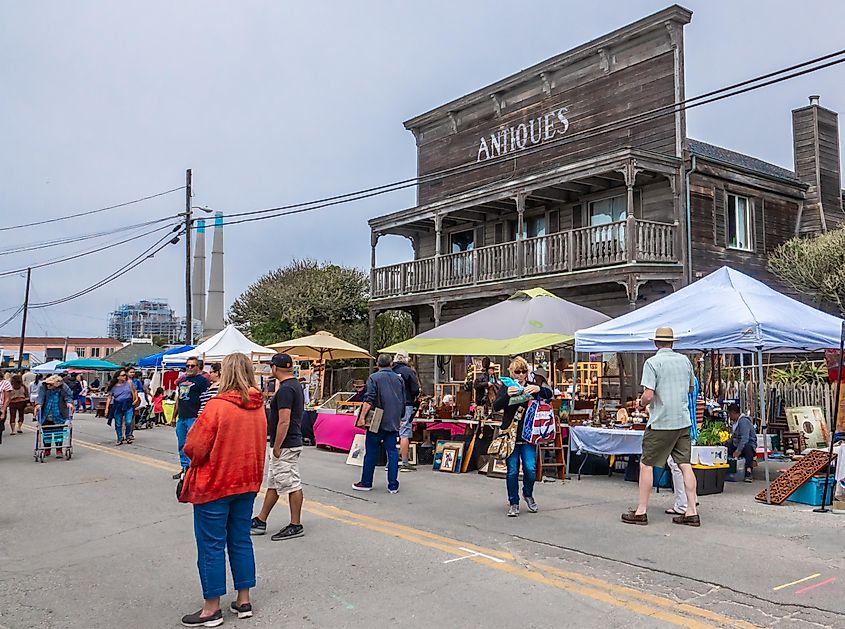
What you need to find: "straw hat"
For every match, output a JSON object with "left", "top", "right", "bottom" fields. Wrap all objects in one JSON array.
[
  {"left": 651, "top": 327, "right": 677, "bottom": 342},
  {"left": 44, "top": 374, "right": 64, "bottom": 387}
]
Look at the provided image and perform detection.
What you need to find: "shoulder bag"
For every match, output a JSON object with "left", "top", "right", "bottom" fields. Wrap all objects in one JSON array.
[{"left": 487, "top": 406, "right": 524, "bottom": 460}]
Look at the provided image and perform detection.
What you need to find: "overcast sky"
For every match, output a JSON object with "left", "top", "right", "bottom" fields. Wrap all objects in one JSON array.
[{"left": 2, "top": 0, "right": 844, "bottom": 339}]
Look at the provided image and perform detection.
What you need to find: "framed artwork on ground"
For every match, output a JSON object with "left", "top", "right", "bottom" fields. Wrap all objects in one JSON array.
[
  {"left": 345, "top": 434, "right": 366, "bottom": 466},
  {"left": 440, "top": 447, "right": 459, "bottom": 473},
  {"left": 394, "top": 442, "right": 417, "bottom": 465},
  {"left": 486, "top": 457, "right": 508, "bottom": 478}
]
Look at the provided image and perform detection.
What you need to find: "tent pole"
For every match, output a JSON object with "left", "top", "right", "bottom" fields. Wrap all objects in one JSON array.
[
  {"left": 815, "top": 320, "right": 845, "bottom": 513},
  {"left": 757, "top": 347, "right": 771, "bottom": 505}
]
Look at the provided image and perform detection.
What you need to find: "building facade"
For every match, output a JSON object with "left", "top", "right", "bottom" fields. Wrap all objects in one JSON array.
[
  {"left": 367, "top": 5, "right": 841, "bottom": 388},
  {"left": 107, "top": 299, "right": 197, "bottom": 343},
  {"left": 0, "top": 336, "right": 123, "bottom": 367}
]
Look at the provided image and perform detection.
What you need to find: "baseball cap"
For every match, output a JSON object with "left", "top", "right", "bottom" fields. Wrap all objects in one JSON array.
[{"left": 270, "top": 353, "right": 293, "bottom": 369}]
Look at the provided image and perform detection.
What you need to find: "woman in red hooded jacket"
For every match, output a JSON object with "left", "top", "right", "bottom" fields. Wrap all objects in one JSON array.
[{"left": 179, "top": 353, "right": 266, "bottom": 627}]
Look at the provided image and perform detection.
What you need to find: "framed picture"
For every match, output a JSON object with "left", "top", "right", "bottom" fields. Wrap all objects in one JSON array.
[
  {"left": 393, "top": 442, "right": 417, "bottom": 465},
  {"left": 486, "top": 457, "right": 508, "bottom": 478},
  {"left": 433, "top": 440, "right": 465, "bottom": 471},
  {"left": 440, "top": 447, "right": 459, "bottom": 473},
  {"left": 345, "top": 434, "right": 367, "bottom": 466}
]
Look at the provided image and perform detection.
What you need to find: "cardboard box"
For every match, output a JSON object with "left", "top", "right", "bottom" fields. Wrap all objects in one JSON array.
[{"left": 691, "top": 445, "right": 727, "bottom": 466}]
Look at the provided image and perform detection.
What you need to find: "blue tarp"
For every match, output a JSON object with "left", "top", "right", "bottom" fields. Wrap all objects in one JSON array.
[
  {"left": 575, "top": 266, "right": 844, "bottom": 353},
  {"left": 137, "top": 345, "right": 194, "bottom": 368}
]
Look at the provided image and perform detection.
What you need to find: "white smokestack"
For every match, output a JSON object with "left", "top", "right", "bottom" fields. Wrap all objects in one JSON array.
[
  {"left": 192, "top": 218, "right": 206, "bottom": 330},
  {"left": 205, "top": 212, "right": 225, "bottom": 337}
]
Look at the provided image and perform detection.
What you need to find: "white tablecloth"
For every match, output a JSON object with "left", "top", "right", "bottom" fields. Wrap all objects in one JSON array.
[{"left": 570, "top": 426, "right": 644, "bottom": 456}]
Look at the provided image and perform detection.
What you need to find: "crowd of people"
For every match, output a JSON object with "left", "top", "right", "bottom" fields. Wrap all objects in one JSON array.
[{"left": 1, "top": 327, "right": 763, "bottom": 625}]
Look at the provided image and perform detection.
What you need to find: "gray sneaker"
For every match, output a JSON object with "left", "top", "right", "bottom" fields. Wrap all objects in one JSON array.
[
  {"left": 399, "top": 462, "right": 416, "bottom": 473},
  {"left": 525, "top": 496, "right": 538, "bottom": 513},
  {"left": 507, "top": 504, "right": 520, "bottom": 517}
]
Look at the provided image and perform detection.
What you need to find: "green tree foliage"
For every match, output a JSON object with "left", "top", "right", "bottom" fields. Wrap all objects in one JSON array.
[
  {"left": 768, "top": 228, "right": 845, "bottom": 316},
  {"left": 228, "top": 259, "right": 413, "bottom": 351}
]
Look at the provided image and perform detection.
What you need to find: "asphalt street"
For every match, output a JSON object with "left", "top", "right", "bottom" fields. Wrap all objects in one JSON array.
[{"left": 1, "top": 413, "right": 843, "bottom": 629}]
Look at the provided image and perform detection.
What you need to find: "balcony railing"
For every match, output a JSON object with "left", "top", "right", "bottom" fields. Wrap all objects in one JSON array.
[{"left": 371, "top": 219, "right": 677, "bottom": 299}]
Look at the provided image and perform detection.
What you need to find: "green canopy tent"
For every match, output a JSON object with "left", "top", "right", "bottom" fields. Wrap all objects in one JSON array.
[
  {"left": 56, "top": 358, "right": 122, "bottom": 371},
  {"left": 380, "top": 288, "right": 610, "bottom": 356}
]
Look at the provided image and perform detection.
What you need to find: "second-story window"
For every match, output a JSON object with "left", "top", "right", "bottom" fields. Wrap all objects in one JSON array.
[
  {"left": 91, "top": 347, "right": 101, "bottom": 358},
  {"left": 450, "top": 230, "right": 474, "bottom": 253},
  {"left": 589, "top": 195, "right": 626, "bottom": 226},
  {"left": 75, "top": 347, "right": 86, "bottom": 358},
  {"left": 727, "top": 194, "right": 752, "bottom": 251}
]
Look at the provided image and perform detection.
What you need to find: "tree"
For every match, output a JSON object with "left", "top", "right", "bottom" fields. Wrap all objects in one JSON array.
[
  {"left": 768, "top": 228, "right": 845, "bottom": 316},
  {"left": 228, "top": 259, "right": 413, "bottom": 350}
]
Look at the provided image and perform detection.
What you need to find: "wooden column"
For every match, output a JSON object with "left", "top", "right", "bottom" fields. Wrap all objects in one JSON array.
[
  {"left": 433, "top": 213, "right": 442, "bottom": 290},
  {"left": 670, "top": 175, "right": 688, "bottom": 283},
  {"left": 368, "top": 308, "right": 377, "bottom": 373},
  {"left": 370, "top": 231, "right": 380, "bottom": 294},
  {"left": 515, "top": 192, "right": 526, "bottom": 277},
  {"left": 433, "top": 301, "right": 442, "bottom": 386},
  {"left": 619, "top": 161, "right": 640, "bottom": 263}
]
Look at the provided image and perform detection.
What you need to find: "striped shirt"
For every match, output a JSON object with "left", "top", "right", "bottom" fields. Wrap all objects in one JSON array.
[
  {"left": 641, "top": 348, "right": 694, "bottom": 430},
  {"left": 0, "top": 379, "right": 11, "bottom": 408},
  {"left": 198, "top": 384, "right": 219, "bottom": 417}
]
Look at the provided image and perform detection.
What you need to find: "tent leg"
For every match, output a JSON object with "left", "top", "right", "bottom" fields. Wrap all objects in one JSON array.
[{"left": 757, "top": 348, "right": 771, "bottom": 505}]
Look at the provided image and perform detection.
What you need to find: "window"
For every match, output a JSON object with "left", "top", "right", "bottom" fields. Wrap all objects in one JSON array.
[
  {"left": 589, "top": 195, "right": 626, "bottom": 226},
  {"left": 450, "top": 229, "right": 474, "bottom": 253},
  {"left": 524, "top": 215, "right": 546, "bottom": 238},
  {"left": 727, "top": 194, "right": 752, "bottom": 251},
  {"left": 90, "top": 347, "right": 100, "bottom": 358},
  {"left": 106, "top": 347, "right": 114, "bottom": 356},
  {"left": 75, "top": 347, "right": 86, "bottom": 358}
]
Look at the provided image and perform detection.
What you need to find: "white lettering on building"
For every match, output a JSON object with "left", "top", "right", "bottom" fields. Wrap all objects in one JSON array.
[{"left": 476, "top": 107, "right": 570, "bottom": 162}]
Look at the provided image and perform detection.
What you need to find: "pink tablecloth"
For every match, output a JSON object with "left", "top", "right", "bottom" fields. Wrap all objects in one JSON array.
[
  {"left": 313, "top": 412, "right": 365, "bottom": 452},
  {"left": 415, "top": 421, "right": 467, "bottom": 436}
]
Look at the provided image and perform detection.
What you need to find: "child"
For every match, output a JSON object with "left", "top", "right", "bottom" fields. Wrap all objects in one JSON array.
[{"left": 152, "top": 387, "right": 166, "bottom": 425}]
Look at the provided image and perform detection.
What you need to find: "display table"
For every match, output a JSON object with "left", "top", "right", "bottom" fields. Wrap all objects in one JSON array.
[
  {"left": 313, "top": 411, "right": 364, "bottom": 451},
  {"left": 414, "top": 421, "right": 468, "bottom": 436},
  {"left": 570, "top": 426, "right": 644, "bottom": 456}
]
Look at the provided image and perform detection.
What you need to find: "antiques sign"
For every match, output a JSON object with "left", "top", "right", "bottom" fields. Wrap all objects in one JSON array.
[{"left": 476, "top": 107, "right": 570, "bottom": 162}]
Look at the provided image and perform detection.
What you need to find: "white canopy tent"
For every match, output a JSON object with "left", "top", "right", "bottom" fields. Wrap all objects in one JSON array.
[
  {"left": 162, "top": 324, "right": 275, "bottom": 365},
  {"left": 574, "top": 266, "right": 845, "bottom": 503},
  {"left": 32, "top": 359, "right": 65, "bottom": 374}
]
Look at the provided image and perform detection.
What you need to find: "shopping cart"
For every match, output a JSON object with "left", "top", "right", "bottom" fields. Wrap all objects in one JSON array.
[{"left": 33, "top": 409, "right": 73, "bottom": 463}]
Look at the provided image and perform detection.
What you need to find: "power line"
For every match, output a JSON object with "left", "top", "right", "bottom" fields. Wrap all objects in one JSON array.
[
  {"left": 0, "top": 186, "right": 185, "bottom": 232},
  {"left": 209, "top": 48, "right": 845, "bottom": 228},
  {"left": 0, "top": 222, "right": 182, "bottom": 278},
  {"left": 30, "top": 227, "right": 185, "bottom": 309},
  {"left": 0, "top": 306, "right": 23, "bottom": 330},
  {"left": 0, "top": 216, "right": 175, "bottom": 257}
]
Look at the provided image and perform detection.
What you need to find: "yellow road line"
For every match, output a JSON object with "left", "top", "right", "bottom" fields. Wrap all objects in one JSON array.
[
  {"left": 772, "top": 573, "right": 821, "bottom": 591},
  {"left": 65, "top": 434, "right": 762, "bottom": 629}
]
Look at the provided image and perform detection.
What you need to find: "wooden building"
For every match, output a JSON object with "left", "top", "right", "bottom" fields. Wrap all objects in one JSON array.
[{"left": 367, "top": 5, "right": 842, "bottom": 389}]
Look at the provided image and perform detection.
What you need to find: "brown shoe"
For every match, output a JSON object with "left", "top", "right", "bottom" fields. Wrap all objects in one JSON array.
[
  {"left": 621, "top": 512, "right": 648, "bottom": 525},
  {"left": 672, "top": 514, "right": 701, "bottom": 527}
]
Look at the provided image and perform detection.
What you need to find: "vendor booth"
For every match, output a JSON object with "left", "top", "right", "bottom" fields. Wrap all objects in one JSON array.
[
  {"left": 575, "top": 266, "right": 844, "bottom": 503},
  {"left": 162, "top": 325, "right": 274, "bottom": 365}
]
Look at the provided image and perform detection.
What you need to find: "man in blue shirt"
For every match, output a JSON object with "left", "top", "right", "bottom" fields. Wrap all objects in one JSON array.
[
  {"left": 172, "top": 357, "right": 210, "bottom": 480},
  {"left": 353, "top": 354, "right": 405, "bottom": 494},
  {"left": 726, "top": 403, "right": 758, "bottom": 482}
]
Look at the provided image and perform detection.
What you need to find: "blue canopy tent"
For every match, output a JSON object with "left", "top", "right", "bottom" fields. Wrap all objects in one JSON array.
[
  {"left": 575, "top": 266, "right": 845, "bottom": 503},
  {"left": 138, "top": 345, "right": 194, "bottom": 368}
]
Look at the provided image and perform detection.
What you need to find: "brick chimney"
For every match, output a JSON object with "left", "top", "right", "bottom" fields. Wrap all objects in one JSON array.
[{"left": 793, "top": 95, "right": 843, "bottom": 234}]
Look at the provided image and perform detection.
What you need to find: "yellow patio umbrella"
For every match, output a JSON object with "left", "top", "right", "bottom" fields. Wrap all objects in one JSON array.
[{"left": 268, "top": 331, "right": 372, "bottom": 400}]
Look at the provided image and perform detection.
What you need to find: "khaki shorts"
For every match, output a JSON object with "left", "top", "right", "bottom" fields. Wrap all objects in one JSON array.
[
  {"left": 641, "top": 427, "right": 691, "bottom": 467},
  {"left": 267, "top": 446, "right": 303, "bottom": 494}
]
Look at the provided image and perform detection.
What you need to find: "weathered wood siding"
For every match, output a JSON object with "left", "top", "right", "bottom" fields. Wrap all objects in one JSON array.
[
  {"left": 412, "top": 31, "right": 682, "bottom": 205},
  {"left": 688, "top": 170, "right": 800, "bottom": 286}
]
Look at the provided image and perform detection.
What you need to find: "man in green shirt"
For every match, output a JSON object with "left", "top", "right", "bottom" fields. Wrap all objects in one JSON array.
[{"left": 622, "top": 327, "right": 700, "bottom": 527}]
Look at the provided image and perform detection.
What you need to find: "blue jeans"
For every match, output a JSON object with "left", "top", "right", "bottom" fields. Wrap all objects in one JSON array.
[
  {"left": 360, "top": 429, "right": 399, "bottom": 490},
  {"left": 176, "top": 417, "right": 196, "bottom": 469},
  {"left": 506, "top": 443, "right": 537, "bottom": 506},
  {"left": 114, "top": 408, "right": 134, "bottom": 441},
  {"left": 193, "top": 492, "right": 257, "bottom": 600}
]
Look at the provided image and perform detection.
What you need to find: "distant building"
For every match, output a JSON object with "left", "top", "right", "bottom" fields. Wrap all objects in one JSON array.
[
  {"left": 0, "top": 336, "right": 122, "bottom": 368},
  {"left": 107, "top": 299, "right": 200, "bottom": 343}
]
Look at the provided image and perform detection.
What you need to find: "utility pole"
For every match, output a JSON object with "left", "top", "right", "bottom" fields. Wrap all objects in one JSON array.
[
  {"left": 185, "top": 168, "right": 193, "bottom": 345},
  {"left": 17, "top": 268, "right": 31, "bottom": 370}
]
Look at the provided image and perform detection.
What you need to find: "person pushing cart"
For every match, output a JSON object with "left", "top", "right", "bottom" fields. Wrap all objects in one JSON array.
[{"left": 33, "top": 374, "right": 74, "bottom": 462}]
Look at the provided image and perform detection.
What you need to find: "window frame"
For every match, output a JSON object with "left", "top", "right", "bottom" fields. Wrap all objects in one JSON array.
[{"left": 726, "top": 192, "right": 754, "bottom": 252}]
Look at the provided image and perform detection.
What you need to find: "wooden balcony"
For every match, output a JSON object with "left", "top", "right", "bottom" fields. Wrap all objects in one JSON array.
[{"left": 371, "top": 219, "right": 676, "bottom": 299}]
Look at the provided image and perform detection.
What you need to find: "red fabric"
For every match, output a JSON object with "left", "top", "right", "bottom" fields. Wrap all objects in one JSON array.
[
  {"left": 416, "top": 421, "right": 467, "bottom": 436},
  {"left": 313, "top": 412, "right": 365, "bottom": 451},
  {"left": 163, "top": 370, "right": 180, "bottom": 391},
  {"left": 181, "top": 388, "right": 266, "bottom": 504}
]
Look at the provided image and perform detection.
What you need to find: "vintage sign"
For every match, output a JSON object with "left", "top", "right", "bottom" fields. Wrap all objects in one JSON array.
[{"left": 476, "top": 107, "right": 570, "bottom": 162}]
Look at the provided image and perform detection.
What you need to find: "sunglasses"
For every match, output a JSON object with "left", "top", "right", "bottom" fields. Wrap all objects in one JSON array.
[{"left": 512, "top": 369, "right": 527, "bottom": 374}]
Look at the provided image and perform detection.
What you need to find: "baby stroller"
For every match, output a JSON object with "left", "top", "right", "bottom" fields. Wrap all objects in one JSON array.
[
  {"left": 33, "top": 409, "right": 73, "bottom": 462},
  {"left": 135, "top": 403, "right": 156, "bottom": 430}
]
